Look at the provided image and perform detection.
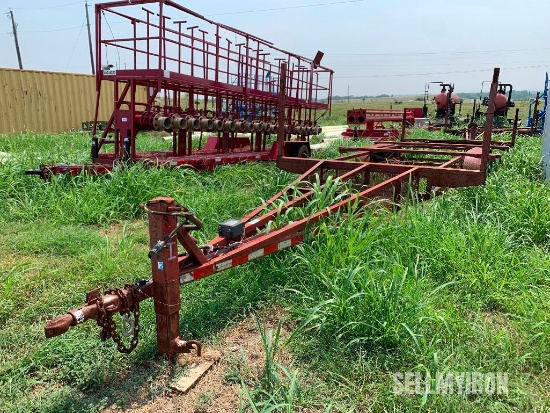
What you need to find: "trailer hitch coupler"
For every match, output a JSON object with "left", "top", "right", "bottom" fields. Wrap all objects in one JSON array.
[{"left": 45, "top": 313, "right": 75, "bottom": 338}]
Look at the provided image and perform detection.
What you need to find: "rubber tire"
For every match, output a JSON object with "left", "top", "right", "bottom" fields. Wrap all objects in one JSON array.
[{"left": 291, "top": 144, "right": 310, "bottom": 158}]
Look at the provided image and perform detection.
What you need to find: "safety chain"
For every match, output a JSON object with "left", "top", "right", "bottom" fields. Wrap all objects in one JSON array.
[{"left": 95, "top": 284, "right": 141, "bottom": 354}]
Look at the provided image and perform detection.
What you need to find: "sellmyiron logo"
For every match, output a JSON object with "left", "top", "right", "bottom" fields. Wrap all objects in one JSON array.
[{"left": 392, "top": 371, "right": 509, "bottom": 395}]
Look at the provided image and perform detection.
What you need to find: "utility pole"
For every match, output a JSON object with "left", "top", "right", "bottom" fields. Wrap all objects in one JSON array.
[
  {"left": 8, "top": 9, "right": 23, "bottom": 69},
  {"left": 347, "top": 85, "right": 350, "bottom": 103},
  {"left": 85, "top": 1, "right": 95, "bottom": 74}
]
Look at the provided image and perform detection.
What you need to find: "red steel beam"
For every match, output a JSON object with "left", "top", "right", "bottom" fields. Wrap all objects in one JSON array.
[{"left": 43, "top": 63, "right": 506, "bottom": 359}]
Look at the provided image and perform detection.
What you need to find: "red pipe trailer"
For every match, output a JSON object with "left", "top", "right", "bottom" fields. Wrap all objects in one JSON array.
[
  {"left": 26, "top": 0, "right": 333, "bottom": 179},
  {"left": 341, "top": 108, "right": 416, "bottom": 139},
  {"left": 44, "top": 68, "right": 508, "bottom": 360}
]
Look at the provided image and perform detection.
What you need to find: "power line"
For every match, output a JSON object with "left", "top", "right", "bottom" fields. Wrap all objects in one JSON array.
[
  {"left": 299, "top": 47, "right": 550, "bottom": 58},
  {"left": 65, "top": 18, "right": 86, "bottom": 70},
  {"left": 102, "top": 10, "right": 121, "bottom": 69},
  {"left": 18, "top": 24, "right": 84, "bottom": 33},
  {"left": 329, "top": 60, "right": 550, "bottom": 68},
  {"left": 334, "top": 65, "right": 550, "bottom": 79},
  {"left": 9, "top": 1, "right": 83, "bottom": 11},
  {"left": 207, "top": 0, "right": 367, "bottom": 16}
]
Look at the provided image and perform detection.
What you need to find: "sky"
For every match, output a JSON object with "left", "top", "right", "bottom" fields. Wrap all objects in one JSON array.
[{"left": 1, "top": 0, "right": 550, "bottom": 97}]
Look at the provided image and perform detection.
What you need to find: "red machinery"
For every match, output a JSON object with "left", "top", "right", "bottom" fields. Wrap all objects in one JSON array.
[
  {"left": 44, "top": 68, "right": 511, "bottom": 360},
  {"left": 341, "top": 108, "right": 416, "bottom": 139},
  {"left": 26, "top": 0, "right": 333, "bottom": 179},
  {"left": 475, "top": 82, "right": 515, "bottom": 120},
  {"left": 493, "top": 84, "right": 514, "bottom": 117},
  {"left": 431, "top": 83, "right": 461, "bottom": 127}
]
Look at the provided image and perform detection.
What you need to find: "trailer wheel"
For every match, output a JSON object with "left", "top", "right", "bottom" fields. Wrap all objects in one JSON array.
[{"left": 290, "top": 144, "right": 311, "bottom": 158}]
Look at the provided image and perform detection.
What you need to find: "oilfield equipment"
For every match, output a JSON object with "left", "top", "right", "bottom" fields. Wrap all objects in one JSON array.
[
  {"left": 492, "top": 83, "right": 515, "bottom": 118},
  {"left": 44, "top": 67, "right": 515, "bottom": 360},
  {"left": 430, "top": 82, "right": 462, "bottom": 127},
  {"left": 340, "top": 82, "right": 466, "bottom": 141},
  {"left": 473, "top": 81, "right": 515, "bottom": 122},
  {"left": 26, "top": 0, "right": 333, "bottom": 179}
]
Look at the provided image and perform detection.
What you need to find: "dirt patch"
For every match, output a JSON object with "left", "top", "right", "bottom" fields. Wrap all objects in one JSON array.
[
  {"left": 483, "top": 311, "right": 516, "bottom": 337},
  {"left": 102, "top": 308, "right": 292, "bottom": 413}
]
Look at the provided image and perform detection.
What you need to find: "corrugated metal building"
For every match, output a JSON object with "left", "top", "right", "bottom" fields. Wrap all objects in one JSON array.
[{"left": 0, "top": 68, "right": 143, "bottom": 134}]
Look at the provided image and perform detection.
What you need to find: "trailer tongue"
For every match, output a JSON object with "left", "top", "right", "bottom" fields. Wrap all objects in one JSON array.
[{"left": 44, "top": 67, "right": 508, "bottom": 360}]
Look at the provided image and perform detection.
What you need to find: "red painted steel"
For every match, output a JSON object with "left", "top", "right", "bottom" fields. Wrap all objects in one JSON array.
[
  {"left": 94, "top": 0, "right": 332, "bottom": 160},
  {"left": 44, "top": 68, "right": 507, "bottom": 360},
  {"left": 28, "top": 0, "right": 332, "bottom": 178},
  {"left": 342, "top": 108, "right": 415, "bottom": 139},
  {"left": 146, "top": 197, "right": 201, "bottom": 358}
]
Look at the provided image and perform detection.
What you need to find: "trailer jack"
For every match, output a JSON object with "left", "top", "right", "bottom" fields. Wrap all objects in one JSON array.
[{"left": 45, "top": 197, "right": 206, "bottom": 360}]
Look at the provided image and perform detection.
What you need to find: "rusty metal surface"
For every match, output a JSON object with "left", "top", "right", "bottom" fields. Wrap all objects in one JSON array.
[
  {"left": 44, "top": 68, "right": 509, "bottom": 359},
  {"left": 93, "top": 0, "right": 332, "bottom": 159},
  {"left": 341, "top": 108, "right": 413, "bottom": 139},
  {"left": 29, "top": 0, "right": 333, "bottom": 177},
  {"left": 44, "top": 150, "right": 490, "bottom": 356}
]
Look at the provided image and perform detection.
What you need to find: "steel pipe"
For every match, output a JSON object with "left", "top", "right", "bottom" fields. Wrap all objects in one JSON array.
[
  {"left": 235, "top": 121, "right": 247, "bottom": 133},
  {"left": 235, "top": 121, "right": 252, "bottom": 133},
  {"left": 186, "top": 116, "right": 200, "bottom": 130},
  {"left": 200, "top": 117, "right": 214, "bottom": 131},
  {"left": 213, "top": 119, "right": 224, "bottom": 131},
  {"left": 223, "top": 120, "right": 237, "bottom": 132},
  {"left": 170, "top": 115, "right": 187, "bottom": 131},
  {"left": 251, "top": 121, "right": 262, "bottom": 132},
  {"left": 153, "top": 113, "right": 172, "bottom": 131}
]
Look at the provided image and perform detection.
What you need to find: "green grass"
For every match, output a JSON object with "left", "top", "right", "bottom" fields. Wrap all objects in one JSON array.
[{"left": 0, "top": 130, "right": 549, "bottom": 412}]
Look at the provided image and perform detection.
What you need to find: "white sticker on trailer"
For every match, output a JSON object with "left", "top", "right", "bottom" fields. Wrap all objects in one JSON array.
[
  {"left": 215, "top": 261, "right": 232, "bottom": 271},
  {"left": 278, "top": 240, "right": 292, "bottom": 250},
  {"left": 179, "top": 273, "right": 194, "bottom": 284},
  {"left": 248, "top": 249, "right": 264, "bottom": 260},
  {"left": 121, "top": 117, "right": 128, "bottom": 122},
  {"left": 103, "top": 69, "right": 116, "bottom": 76},
  {"left": 74, "top": 309, "right": 85, "bottom": 324},
  {"left": 215, "top": 157, "right": 221, "bottom": 162}
]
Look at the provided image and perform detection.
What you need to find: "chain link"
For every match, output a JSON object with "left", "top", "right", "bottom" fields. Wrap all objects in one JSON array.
[{"left": 95, "top": 284, "right": 141, "bottom": 354}]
